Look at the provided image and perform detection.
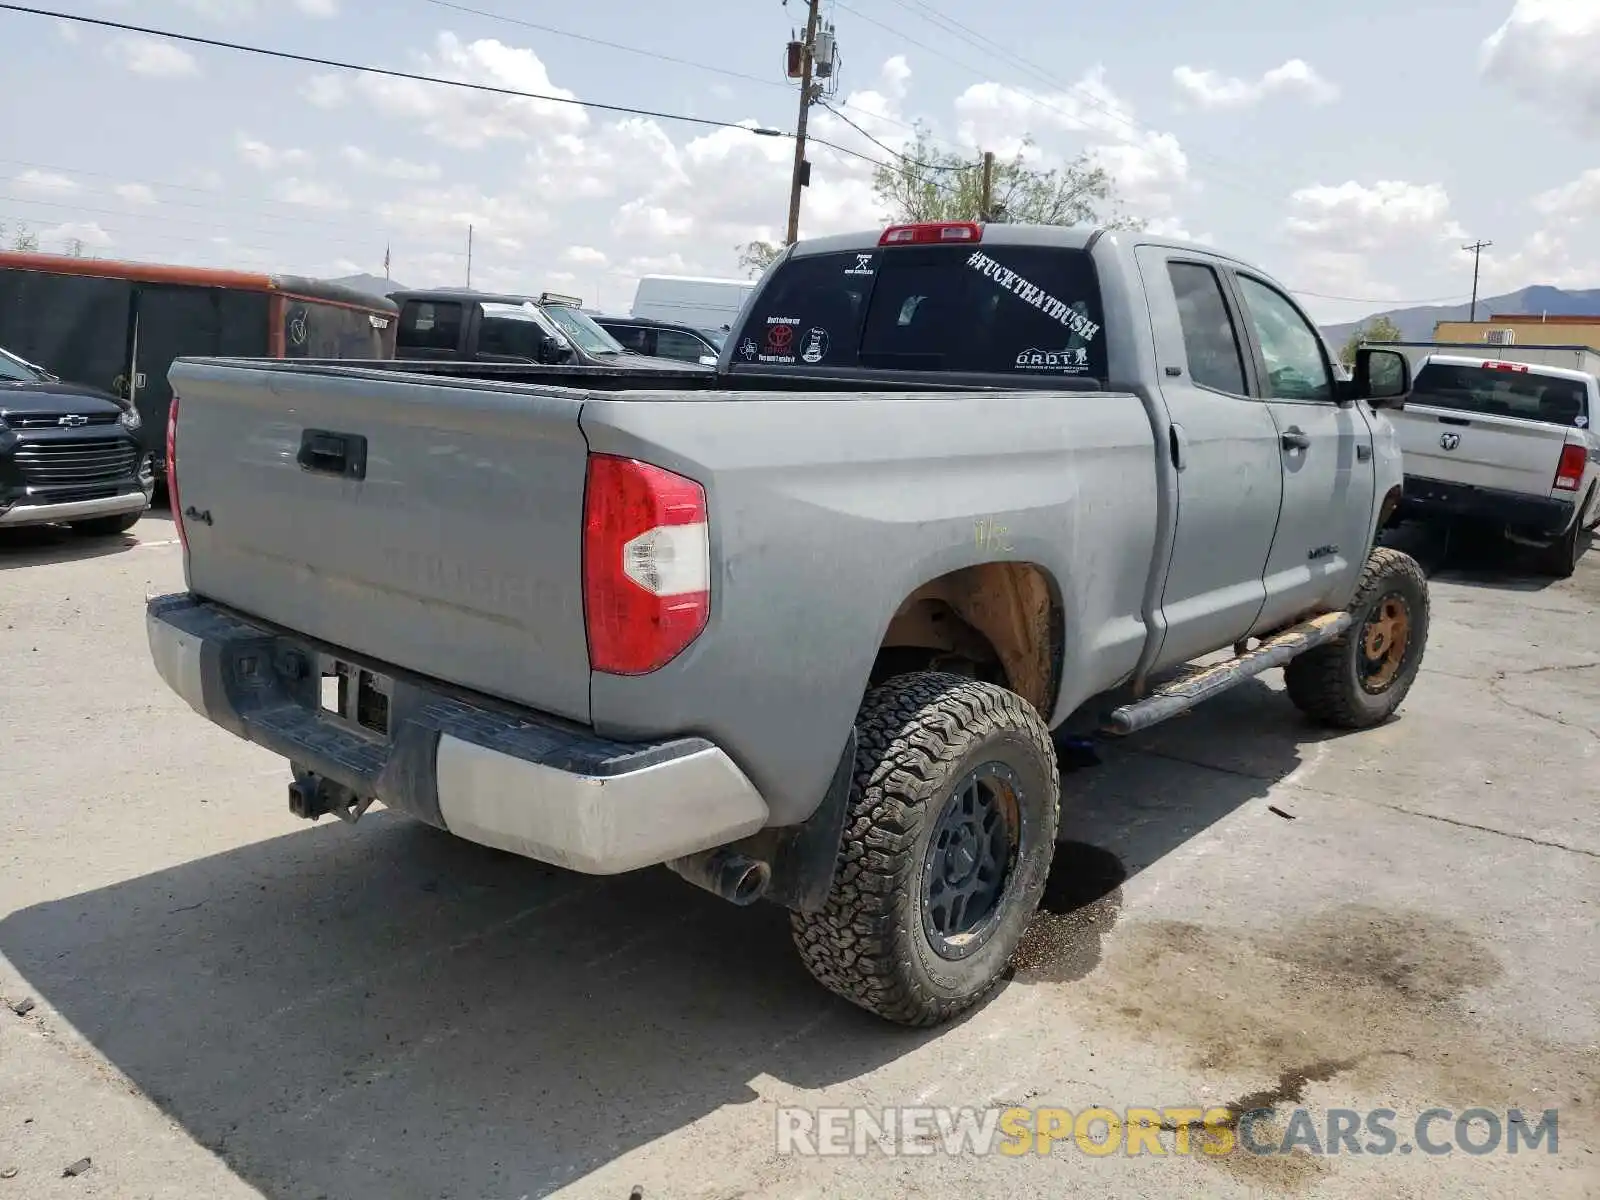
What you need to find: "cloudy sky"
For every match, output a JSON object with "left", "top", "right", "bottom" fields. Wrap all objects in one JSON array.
[{"left": 1, "top": 0, "right": 1595, "bottom": 323}]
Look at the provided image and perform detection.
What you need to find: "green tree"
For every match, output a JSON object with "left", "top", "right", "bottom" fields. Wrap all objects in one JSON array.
[
  {"left": 872, "top": 124, "right": 1142, "bottom": 229},
  {"left": 0, "top": 221, "right": 40, "bottom": 252},
  {"left": 1339, "top": 314, "right": 1404, "bottom": 366},
  {"left": 737, "top": 239, "right": 782, "bottom": 278}
]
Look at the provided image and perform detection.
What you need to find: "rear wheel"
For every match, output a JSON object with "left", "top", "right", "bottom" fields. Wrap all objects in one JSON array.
[
  {"left": 1533, "top": 516, "right": 1582, "bottom": 579},
  {"left": 68, "top": 510, "right": 143, "bottom": 537},
  {"left": 1285, "top": 547, "right": 1429, "bottom": 729},
  {"left": 790, "top": 672, "right": 1059, "bottom": 1026}
]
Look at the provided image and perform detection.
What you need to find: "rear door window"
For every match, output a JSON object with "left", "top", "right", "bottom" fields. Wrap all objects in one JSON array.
[
  {"left": 604, "top": 324, "right": 654, "bottom": 355},
  {"left": 1412, "top": 362, "right": 1590, "bottom": 426},
  {"left": 397, "top": 300, "right": 463, "bottom": 352},
  {"left": 654, "top": 329, "right": 713, "bottom": 362},
  {"left": 732, "top": 244, "right": 1107, "bottom": 378},
  {"left": 1167, "top": 262, "right": 1247, "bottom": 395}
]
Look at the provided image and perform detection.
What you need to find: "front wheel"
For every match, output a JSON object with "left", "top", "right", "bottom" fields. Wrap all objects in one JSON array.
[
  {"left": 1285, "top": 547, "right": 1430, "bottom": 729},
  {"left": 790, "top": 672, "right": 1060, "bottom": 1026}
]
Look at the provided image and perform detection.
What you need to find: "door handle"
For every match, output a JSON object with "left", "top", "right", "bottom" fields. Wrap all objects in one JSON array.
[
  {"left": 1280, "top": 426, "right": 1311, "bottom": 452},
  {"left": 297, "top": 429, "right": 367, "bottom": 480}
]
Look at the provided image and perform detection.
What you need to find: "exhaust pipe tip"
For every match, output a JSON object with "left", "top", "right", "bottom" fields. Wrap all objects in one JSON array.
[{"left": 667, "top": 848, "right": 772, "bottom": 907}]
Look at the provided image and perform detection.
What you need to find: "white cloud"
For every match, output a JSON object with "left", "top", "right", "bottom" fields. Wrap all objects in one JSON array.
[
  {"left": 301, "top": 74, "right": 347, "bottom": 108},
  {"left": 1482, "top": 0, "right": 1600, "bottom": 130},
  {"left": 1533, "top": 167, "right": 1600, "bottom": 220},
  {"left": 950, "top": 67, "right": 1192, "bottom": 223},
  {"left": 274, "top": 178, "right": 350, "bottom": 210},
  {"left": 563, "top": 245, "right": 608, "bottom": 266},
  {"left": 108, "top": 36, "right": 200, "bottom": 79},
  {"left": 339, "top": 33, "right": 588, "bottom": 148},
  {"left": 236, "top": 135, "right": 313, "bottom": 170},
  {"left": 1285, "top": 180, "right": 1463, "bottom": 251},
  {"left": 14, "top": 169, "right": 79, "bottom": 195},
  {"left": 113, "top": 183, "right": 158, "bottom": 205},
  {"left": 341, "top": 146, "right": 440, "bottom": 181},
  {"left": 1172, "top": 60, "right": 1339, "bottom": 110},
  {"left": 1281, "top": 179, "right": 1471, "bottom": 311},
  {"left": 55, "top": 19, "right": 78, "bottom": 43},
  {"left": 40, "top": 221, "right": 113, "bottom": 250}
]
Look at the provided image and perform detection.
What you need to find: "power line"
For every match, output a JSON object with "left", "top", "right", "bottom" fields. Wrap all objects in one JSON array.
[
  {"left": 417, "top": 0, "right": 938, "bottom": 142},
  {"left": 831, "top": 0, "right": 1264, "bottom": 199},
  {"left": 0, "top": 4, "right": 790, "bottom": 135},
  {"left": 819, "top": 101, "right": 964, "bottom": 172}
]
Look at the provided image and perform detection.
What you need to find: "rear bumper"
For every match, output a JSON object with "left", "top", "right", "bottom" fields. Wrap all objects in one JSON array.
[
  {"left": 0, "top": 488, "right": 150, "bottom": 527},
  {"left": 145, "top": 594, "right": 770, "bottom": 874},
  {"left": 1398, "top": 475, "right": 1574, "bottom": 538}
]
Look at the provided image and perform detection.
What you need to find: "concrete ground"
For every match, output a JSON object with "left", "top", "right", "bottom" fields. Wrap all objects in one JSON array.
[{"left": 0, "top": 511, "right": 1595, "bottom": 1200}]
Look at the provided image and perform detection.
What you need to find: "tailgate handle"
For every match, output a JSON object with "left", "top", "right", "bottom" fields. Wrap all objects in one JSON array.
[
  {"left": 297, "top": 429, "right": 367, "bottom": 480},
  {"left": 1438, "top": 416, "right": 1471, "bottom": 427}
]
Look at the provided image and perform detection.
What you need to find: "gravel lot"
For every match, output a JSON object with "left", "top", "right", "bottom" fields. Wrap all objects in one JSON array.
[{"left": 1, "top": 511, "right": 1595, "bottom": 1199}]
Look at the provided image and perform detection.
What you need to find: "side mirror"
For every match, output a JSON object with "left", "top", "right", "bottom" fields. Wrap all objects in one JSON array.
[
  {"left": 698, "top": 355, "right": 718, "bottom": 367},
  {"left": 1355, "top": 347, "right": 1410, "bottom": 410},
  {"left": 537, "top": 335, "right": 572, "bottom": 365}
]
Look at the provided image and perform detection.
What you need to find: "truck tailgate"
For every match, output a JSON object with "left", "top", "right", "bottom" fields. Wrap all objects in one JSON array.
[
  {"left": 1396, "top": 403, "right": 1570, "bottom": 495},
  {"left": 169, "top": 360, "right": 594, "bottom": 722}
]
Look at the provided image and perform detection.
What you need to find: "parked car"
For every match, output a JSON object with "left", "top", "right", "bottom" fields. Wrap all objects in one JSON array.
[
  {"left": 592, "top": 315, "right": 724, "bottom": 365},
  {"left": 147, "top": 221, "right": 1424, "bottom": 1026},
  {"left": 1391, "top": 354, "right": 1599, "bottom": 576},
  {"left": 391, "top": 289, "right": 702, "bottom": 371},
  {"left": 1, "top": 343, "right": 153, "bottom": 535},
  {"left": 0, "top": 251, "right": 398, "bottom": 481}
]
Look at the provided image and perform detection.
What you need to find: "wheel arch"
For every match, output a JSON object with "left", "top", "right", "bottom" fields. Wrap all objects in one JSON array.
[{"left": 869, "top": 561, "right": 1065, "bottom": 718}]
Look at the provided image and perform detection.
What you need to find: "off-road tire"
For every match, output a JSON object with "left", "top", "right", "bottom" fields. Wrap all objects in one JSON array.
[
  {"left": 68, "top": 510, "right": 143, "bottom": 537},
  {"left": 1285, "top": 547, "right": 1429, "bottom": 729},
  {"left": 1534, "top": 516, "right": 1583, "bottom": 580},
  {"left": 790, "top": 672, "right": 1059, "bottom": 1026}
]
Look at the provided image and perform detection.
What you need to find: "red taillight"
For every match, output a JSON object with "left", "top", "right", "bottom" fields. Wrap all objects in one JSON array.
[
  {"left": 166, "top": 395, "right": 185, "bottom": 549},
  {"left": 1482, "top": 360, "right": 1529, "bottom": 373},
  {"left": 1554, "top": 443, "right": 1586, "bottom": 492},
  {"left": 879, "top": 222, "right": 982, "bottom": 246},
  {"left": 582, "top": 454, "right": 710, "bottom": 675}
]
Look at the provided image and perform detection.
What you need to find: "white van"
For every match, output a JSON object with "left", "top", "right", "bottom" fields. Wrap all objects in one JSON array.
[
  {"left": 1392, "top": 354, "right": 1600, "bottom": 576},
  {"left": 631, "top": 275, "right": 755, "bottom": 333}
]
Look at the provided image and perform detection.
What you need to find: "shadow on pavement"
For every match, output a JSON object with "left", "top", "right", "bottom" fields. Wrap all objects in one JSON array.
[
  {"left": 1380, "top": 519, "right": 1592, "bottom": 593},
  {"left": 0, "top": 506, "right": 175, "bottom": 570},
  {"left": 0, "top": 673, "right": 1353, "bottom": 1198}
]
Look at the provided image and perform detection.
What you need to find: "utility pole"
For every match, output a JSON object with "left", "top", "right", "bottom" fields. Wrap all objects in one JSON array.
[
  {"left": 979, "top": 151, "right": 995, "bottom": 222},
  {"left": 784, "top": 0, "right": 822, "bottom": 245},
  {"left": 1463, "top": 239, "right": 1492, "bottom": 321},
  {"left": 466, "top": 223, "right": 474, "bottom": 288}
]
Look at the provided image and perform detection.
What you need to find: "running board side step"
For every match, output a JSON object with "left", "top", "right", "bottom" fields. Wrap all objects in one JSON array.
[{"left": 1103, "top": 611, "right": 1353, "bottom": 736}]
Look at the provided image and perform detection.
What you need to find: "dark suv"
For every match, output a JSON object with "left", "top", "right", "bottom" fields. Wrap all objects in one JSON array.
[
  {"left": 0, "top": 345, "right": 153, "bottom": 535},
  {"left": 592, "top": 316, "right": 725, "bottom": 365}
]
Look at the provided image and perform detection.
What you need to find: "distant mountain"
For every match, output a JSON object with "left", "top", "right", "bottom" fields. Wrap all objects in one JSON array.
[
  {"left": 328, "top": 272, "right": 406, "bottom": 299},
  {"left": 1321, "top": 286, "right": 1600, "bottom": 346}
]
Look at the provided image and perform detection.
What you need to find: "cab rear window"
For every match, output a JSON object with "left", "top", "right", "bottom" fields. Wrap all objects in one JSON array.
[
  {"left": 1412, "top": 362, "right": 1590, "bottom": 426},
  {"left": 731, "top": 244, "right": 1107, "bottom": 379}
]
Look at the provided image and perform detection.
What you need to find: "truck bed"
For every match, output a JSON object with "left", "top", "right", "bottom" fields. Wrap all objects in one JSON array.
[{"left": 166, "top": 356, "right": 1159, "bottom": 823}]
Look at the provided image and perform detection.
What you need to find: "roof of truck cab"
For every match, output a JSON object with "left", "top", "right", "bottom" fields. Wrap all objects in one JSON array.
[{"left": 787, "top": 223, "right": 1270, "bottom": 269}]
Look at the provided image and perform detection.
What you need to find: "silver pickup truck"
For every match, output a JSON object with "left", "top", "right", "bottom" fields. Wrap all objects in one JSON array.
[{"left": 147, "top": 222, "right": 1426, "bottom": 1026}]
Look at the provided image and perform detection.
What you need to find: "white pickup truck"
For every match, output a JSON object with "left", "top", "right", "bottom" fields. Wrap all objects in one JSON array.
[{"left": 1392, "top": 354, "right": 1599, "bottom": 576}]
